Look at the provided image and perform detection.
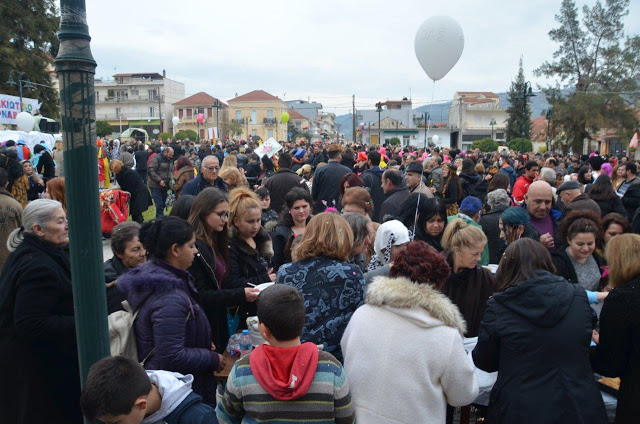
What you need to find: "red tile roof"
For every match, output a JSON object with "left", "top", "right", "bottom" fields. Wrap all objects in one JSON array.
[
  {"left": 113, "top": 72, "right": 163, "bottom": 79},
  {"left": 530, "top": 116, "right": 548, "bottom": 142},
  {"left": 457, "top": 91, "right": 499, "bottom": 98},
  {"left": 173, "top": 92, "right": 227, "bottom": 107},
  {"left": 228, "top": 90, "right": 282, "bottom": 102},
  {"left": 287, "top": 109, "right": 307, "bottom": 120}
]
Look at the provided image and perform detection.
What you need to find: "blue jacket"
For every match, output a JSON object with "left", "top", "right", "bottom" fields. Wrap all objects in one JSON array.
[
  {"left": 117, "top": 260, "right": 219, "bottom": 405},
  {"left": 182, "top": 175, "right": 227, "bottom": 197},
  {"left": 500, "top": 165, "right": 517, "bottom": 188},
  {"left": 276, "top": 256, "right": 366, "bottom": 362},
  {"left": 166, "top": 392, "right": 218, "bottom": 424}
]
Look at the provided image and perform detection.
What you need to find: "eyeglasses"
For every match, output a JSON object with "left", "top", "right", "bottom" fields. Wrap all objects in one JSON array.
[
  {"left": 214, "top": 211, "right": 230, "bottom": 220},
  {"left": 204, "top": 165, "right": 220, "bottom": 171}
]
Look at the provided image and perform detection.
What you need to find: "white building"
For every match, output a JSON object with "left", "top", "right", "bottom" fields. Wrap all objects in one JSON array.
[
  {"left": 95, "top": 71, "right": 185, "bottom": 137},
  {"left": 359, "top": 99, "right": 452, "bottom": 148},
  {"left": 448, "top": 92, "right": 508, "bottom": 150}
]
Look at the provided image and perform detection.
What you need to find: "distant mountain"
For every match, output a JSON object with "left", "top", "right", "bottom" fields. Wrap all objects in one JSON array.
[{"left": 335, "top": 91, "right": 552, "bottom": 139}]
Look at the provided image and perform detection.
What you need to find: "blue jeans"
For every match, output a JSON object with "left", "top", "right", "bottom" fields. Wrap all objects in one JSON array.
[{"left": 151, "top": 187, "right": 168, "bottom": 218}]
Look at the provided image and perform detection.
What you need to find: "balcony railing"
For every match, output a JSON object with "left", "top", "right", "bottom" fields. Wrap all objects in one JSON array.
[
  {"left": 96, "top": 113, "right": 164, "bottom": 121},
  {"left": 98, "top": 95, "right": 160, "bottom": 104},
  {"left": 263, "top": 118, "right": 277, "bottom": 125},
  {"left": 232, "top": 118, "right": 246, "bottom": 124}
]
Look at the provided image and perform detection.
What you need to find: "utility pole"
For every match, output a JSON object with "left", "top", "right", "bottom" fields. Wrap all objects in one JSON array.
[
  {"left": 55, "top": 0, "right": 110, "bottom": 389},
  {"left": 157, "top": 90, "right": 163, "bottom": 133},
  {"left": 352, "top": 94, "right": 356, "bottom": 142},
  {"left": 423, "top": 112, "right": 428, "bottom": 149},
  {"left": 376, "top": 103, "right": 382, "bottom": 145}
]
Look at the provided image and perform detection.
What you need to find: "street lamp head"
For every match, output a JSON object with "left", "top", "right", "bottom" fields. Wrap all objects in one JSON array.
[
  {"left": 6, "top": 74, "right": 16, "bottom": 85},
  {"left": 527, "top": 86, "right": 535, "bottom": 97},
  {"left": 23, "top": 80, "right": 35, "bottom": 90}
]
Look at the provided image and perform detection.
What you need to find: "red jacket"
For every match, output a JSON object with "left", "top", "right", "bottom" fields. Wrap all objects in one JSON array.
[{"left": 512, "top": 175, "right": 534, "bottom": 202}]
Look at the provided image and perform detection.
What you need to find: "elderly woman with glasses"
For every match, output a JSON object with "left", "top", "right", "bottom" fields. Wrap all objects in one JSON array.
[{"left": 186, "top": 188, "right": 260, "bottom": 354}]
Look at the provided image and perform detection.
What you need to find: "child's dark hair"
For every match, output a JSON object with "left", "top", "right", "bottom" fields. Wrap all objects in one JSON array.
[
  {"left": 139, "top": 216, "right": 194, "bottom": 259},
  {"left": 80, "top": 356, "right": 151, "bottom": 423},
  {"left": 257, "top": 284, "right": 305, "bottom": 341},
  {"left": 255, "top": 186, "right": 270, "bottom": 200},
  {"left": 169, "top": 195, "right": 196, "bottom": 220}
]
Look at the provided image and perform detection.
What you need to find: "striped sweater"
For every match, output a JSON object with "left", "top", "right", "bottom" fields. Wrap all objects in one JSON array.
[{"left": 216, "top": 351, "right": 355, "bottom": 424}]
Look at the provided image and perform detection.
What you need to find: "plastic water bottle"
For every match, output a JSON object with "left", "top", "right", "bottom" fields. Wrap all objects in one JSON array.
[{"left": 239, "top": 330, "right": 252, "bottom": 355}]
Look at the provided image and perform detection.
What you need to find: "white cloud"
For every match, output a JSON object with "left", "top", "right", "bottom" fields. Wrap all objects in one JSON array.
[{"left": 83, "top": 0, "right": 640, "bottom": 113}]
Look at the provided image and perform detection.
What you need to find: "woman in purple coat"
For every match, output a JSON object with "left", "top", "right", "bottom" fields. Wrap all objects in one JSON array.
[{"left": 117, "top": 217, "right": 225, "bottom": 406}]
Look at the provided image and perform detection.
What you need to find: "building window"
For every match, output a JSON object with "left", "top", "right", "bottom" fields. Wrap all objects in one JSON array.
[
  {"left": 115, "top": 107, "right": 122, "bottom": 118},
  {"left": 495, "top": 132, "right": 505, "bottom": 140},
  {"left": 251, "top": 110, "right": 257, "bottom": 124},
  {"left": 267, "top": 109, "right": 273, "bottom": 119},
  {"left": 235, "top": 110, "right": 242, "bottom": 120},
  {"left": 186, "top": 108, "right": 192, "bottom": 118},
  {"left": 268, "top": 129, "right": 273, "bottom": 138},
  {"left": 150, "top": 107, "right": 156, "bottom": 117},
  {"left": 148, "top": 89, "right": 157, "bottom": 100},
  {"left": 207, "top": 108, "right": 212, "bottom": 118},
  {"left": 251, "top": 129, "right": 257, "bottom": 137},
  {"left": 178, "top": 109, "right": 183, "bottom": 119}
]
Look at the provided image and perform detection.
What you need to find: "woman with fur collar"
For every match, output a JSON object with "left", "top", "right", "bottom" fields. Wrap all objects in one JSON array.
[
  {"left": 227, "top": 188, "right": 275, "bottom": 322},
  {"left": 341, "top": 241, "right": 479, "bottom": 424}
]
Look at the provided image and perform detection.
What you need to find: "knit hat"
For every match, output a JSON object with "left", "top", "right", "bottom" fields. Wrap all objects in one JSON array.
[
  {"left": 459, "top": 196, "right": 483, "bottom": 216},
  {"left": 500, "top": 207, "right": 531, "bottom": 226},
  {"left": 357, "top": 151, "right": 368, "bottom": 162}
]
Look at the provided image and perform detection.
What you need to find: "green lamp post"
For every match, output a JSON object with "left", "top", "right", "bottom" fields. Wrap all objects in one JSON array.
[
  {"left": 5, "top": 71, "right": 35, "bottom": 111},
  {"left": 55, "top": 0, "right": 110, "bottom": 388},
  {"left": 516, "top": 81, "right": 536, "bottom": 154}
]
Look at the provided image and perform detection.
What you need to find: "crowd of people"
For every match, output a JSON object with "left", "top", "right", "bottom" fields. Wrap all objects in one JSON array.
[{"left": 0, "top": 135, "right": 639, "bottom": 423}]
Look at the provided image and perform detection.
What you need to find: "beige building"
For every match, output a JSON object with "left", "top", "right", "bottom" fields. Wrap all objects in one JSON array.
[
  {"left": 227, "top": 90, "right": 287, "bottom": 142},
  {"left": 95, "top": 71, "right": 185, "bottom": 136},
  {"left": 448, "top": 92, "right": 508, "bottom": 150},
  {"left": 172, "top": 92, "right": 228, "bottom": 141}
]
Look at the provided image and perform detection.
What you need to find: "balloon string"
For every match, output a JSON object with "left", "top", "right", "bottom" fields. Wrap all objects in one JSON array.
[{"left": 413, "top": 79, "right": 437, "bottom": 239}]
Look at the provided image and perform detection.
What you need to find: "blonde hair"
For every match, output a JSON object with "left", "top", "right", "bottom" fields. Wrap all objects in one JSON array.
[
  {"left": 229, "top": 187, "right": 261, "bottom": 229},
  {"left": 219, "top": 167, "right": 247, "bottom": 190},
  {"left": 221, "top": 155, "right": 238, "bottom": 171},
  {"left": 293, "top": 212, "right": 353, "bottom": 262},
  {"left": 605, "top": 234, "right": 640, "bottom": 287},
  {"left": 441, "top": 218, "right": 487, "bottom": 252},
  {"left": 54, "top": 140, "right": 64, "bottom": 151},
  {"left": 109, "top": 159, "right": 124, "bottom": 174}
]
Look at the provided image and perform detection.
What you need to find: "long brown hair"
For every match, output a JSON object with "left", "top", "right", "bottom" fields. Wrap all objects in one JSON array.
[
  {"left": 496, "top": 238, "right": 556, "bottom": 291},
  {"left": 487, "top": 172, "right": 510, "bottom": 194},
  {"left": 46, "top": 177, "right": 66, "bottom": 211},
  {"left": 187, "top": 187, "right": 229, "bottom": 263},
  {"left": 443, "top": 164, "right": 462, "bottom": 202}
]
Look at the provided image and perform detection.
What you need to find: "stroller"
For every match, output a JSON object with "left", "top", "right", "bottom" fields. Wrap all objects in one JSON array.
[{"left": 100, "top": 189, "right": 131, "bottom": 236}]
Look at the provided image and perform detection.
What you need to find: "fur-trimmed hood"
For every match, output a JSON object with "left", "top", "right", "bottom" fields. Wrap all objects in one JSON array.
[
  {"left": 366, "top": 276, "right": 466, "bottom": 335},
  {"left": 229, "top": 227, "right": 274, "bottom": 261}
]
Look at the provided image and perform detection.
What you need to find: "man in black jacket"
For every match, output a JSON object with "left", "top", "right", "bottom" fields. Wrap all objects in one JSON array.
[
  {"left": 361, "top": 151, "right": 386, "bottom": 223},
  {"left": 618, "top": 161, "right": 640, "bottom": 219},
  {"left": 380, "top": 169, "right": 410, "bottom": 221},
  {"left": 264, "top": 152, "right": 307, "bottom": 214},
  {"left": 133, "top": 143, "right": 149, "bottom": 182},
  {"left": 311, "top": 144, "right": 351, "bottom": 213},
  {"left": 182, "top": 155, "right": 227, "bottom": 196}
]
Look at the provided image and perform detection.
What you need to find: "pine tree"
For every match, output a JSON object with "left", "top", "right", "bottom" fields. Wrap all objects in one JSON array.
[
  {"left": 505, "top": 57, "right": 532, "bottom": 143},
  {"left": 0, "top": 0, "right": 60, "bottom": 118},
  {"left": 535, "top": 0, "right": 640, "bottom": 152}
]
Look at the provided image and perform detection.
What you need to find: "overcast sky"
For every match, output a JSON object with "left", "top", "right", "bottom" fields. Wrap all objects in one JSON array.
[{"left": 84, "top": 0, "right": 640, "bottom": 114}]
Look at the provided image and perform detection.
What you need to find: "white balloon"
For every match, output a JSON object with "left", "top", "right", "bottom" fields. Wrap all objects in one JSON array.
[
  {"left": 432, "top": 134, "right": 440, "bottom": 144},
  {"left": 414, "top": 15, "right": 465, "bottom": 81},
  {"left": 172, "top": 116, "right": 180, "bottom": 126},
  {"left": 16, "top": 111, "right": 35, "bottom": 132}
]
